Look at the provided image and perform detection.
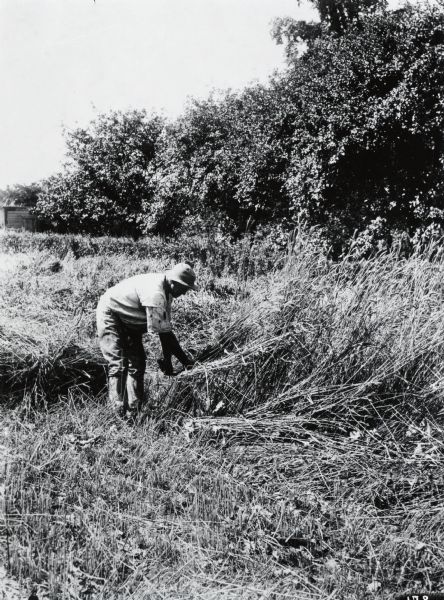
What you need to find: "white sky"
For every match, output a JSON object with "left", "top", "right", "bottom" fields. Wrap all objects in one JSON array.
[
  {"left": 0, "top": 0, "right": 426, "bottom": 188},
  {"left": 0, "top": 0, "right": 318, "bottom": 188}
]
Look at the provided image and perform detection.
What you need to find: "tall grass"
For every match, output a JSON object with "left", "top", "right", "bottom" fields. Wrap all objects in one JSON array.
[
  {"left": 163, "top": 235, "right": 444, "bottom": 427},
  {"left": 3, "top": 229, "right": 444, "bottom": 598}
]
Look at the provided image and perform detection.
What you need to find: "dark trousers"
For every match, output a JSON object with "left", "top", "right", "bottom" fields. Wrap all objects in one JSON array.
[{"left": 96, "top": 297, "right": 145, "bottom": 416}]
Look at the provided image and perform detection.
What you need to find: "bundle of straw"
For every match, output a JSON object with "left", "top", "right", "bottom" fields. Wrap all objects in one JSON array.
[
  {"left": 156, "top": 241, "right": 444, "bottom": 441},
  {"left": 0, "top": 322, "right": 106, "bottom": 403}
]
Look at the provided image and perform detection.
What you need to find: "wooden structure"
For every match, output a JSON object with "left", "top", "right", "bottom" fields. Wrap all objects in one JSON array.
[{"left": 0, "top": 205, "right": 36, "bottom": 231}]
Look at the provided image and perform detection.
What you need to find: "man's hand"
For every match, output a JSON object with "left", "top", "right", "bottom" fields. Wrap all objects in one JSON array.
[{"left": 159, "top": 331, "right": 194, "bottom": 371}]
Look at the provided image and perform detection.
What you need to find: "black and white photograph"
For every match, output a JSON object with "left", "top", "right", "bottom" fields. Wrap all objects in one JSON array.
[{"left": 1, "top": 0, "right": 444, "bottom": 598}]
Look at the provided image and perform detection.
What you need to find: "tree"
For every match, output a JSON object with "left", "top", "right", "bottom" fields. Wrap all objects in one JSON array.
[
  {"left": 36, "top": 110, "right": 164, "bottom": 235},
  {"left": 272, "top": 0, "right": 387, "bottom": 57},
  {"left": 0, "top": 183, "right": 41, "bottom": 207},
  {"left": 281, "top": 4, "right": 444, "bottom": 251},
  {"left": 313, "top": 0, "right": 386, "bottom": 34},
  {"left": 33, "top": 2, "right": 444, "bottom": 252},
  {"left": 144, "top": 85, "right": 295, "bottom": 236},
  {"left": 142, "top": 3, "right": 444, "bottom": 245}
]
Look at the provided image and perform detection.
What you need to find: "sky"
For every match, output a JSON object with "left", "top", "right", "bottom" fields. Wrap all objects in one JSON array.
[
  {"left": 0, "top": 0, "right": 319, "bottom": 189},
  {"left": 0, "top": 0, "right": 423, "bottom": 189}
]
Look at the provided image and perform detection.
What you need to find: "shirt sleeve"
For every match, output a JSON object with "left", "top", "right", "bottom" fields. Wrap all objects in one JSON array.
[
  {"left": 146, "top": 306, "right": 172, "bottom": 334},
  {"left": 140, "top": 290, "right": 166, "bottom": 309}
]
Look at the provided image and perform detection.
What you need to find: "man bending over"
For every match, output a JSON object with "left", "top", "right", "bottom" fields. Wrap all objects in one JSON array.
[{"left": 96, "top": 262, "right": 197, "bottom": 418}]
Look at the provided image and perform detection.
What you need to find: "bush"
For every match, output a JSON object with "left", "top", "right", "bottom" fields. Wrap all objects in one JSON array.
[{"left": 35, "top": 111, "right": 164, "bottom": 236}]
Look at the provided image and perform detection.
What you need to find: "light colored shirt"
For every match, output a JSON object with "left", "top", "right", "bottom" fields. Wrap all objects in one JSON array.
[{"left": 103, "top": 273, "right": 172, "bottom": 333}]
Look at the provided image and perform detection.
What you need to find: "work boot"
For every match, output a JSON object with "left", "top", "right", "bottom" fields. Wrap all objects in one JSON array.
[
  {"left": 108, "top": 375, "right": 126, "bottom": 418},
  {"left": 126, "top": 372, "right": 144, "bottom": 421}
]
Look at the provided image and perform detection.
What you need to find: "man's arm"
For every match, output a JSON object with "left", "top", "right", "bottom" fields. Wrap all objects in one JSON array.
[
  {"left": 145, "top": 306, "right": 193, "bottom": 374},
  {"left": 159, "top": 331, "right": 194, "bottom": 373}
]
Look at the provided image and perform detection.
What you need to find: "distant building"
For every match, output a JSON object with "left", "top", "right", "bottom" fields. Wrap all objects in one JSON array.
[{"left": 0, "top": 205, "right": 36, "bottom": 231}]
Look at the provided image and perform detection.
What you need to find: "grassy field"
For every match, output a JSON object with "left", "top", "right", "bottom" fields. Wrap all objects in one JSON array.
[{"left": 1, "top": 229, "right": 444, "bottom": 599}]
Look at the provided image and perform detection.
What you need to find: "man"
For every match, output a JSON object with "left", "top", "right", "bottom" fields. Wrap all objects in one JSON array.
[{"left": 96, "top": 262, "right": 197, "bottom": 418}]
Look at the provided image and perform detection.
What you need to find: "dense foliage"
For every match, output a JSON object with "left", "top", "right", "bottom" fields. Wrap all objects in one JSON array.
[
  {"left": 282, "top": 4, "right": 444, "bottom": 252},
  {"left": 143, "top": 86, "right": 293, "bottom": 235},
  {"left": 35, "top": 111, "right": 164, "bottom": 236},
  {"left": 28, "top": 2, "right": 444, "bottom": 251}
]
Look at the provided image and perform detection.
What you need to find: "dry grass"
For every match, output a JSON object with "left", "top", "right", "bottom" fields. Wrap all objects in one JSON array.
[{"left": 2, "top": 229, "right": 444, "bottom": 599}]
